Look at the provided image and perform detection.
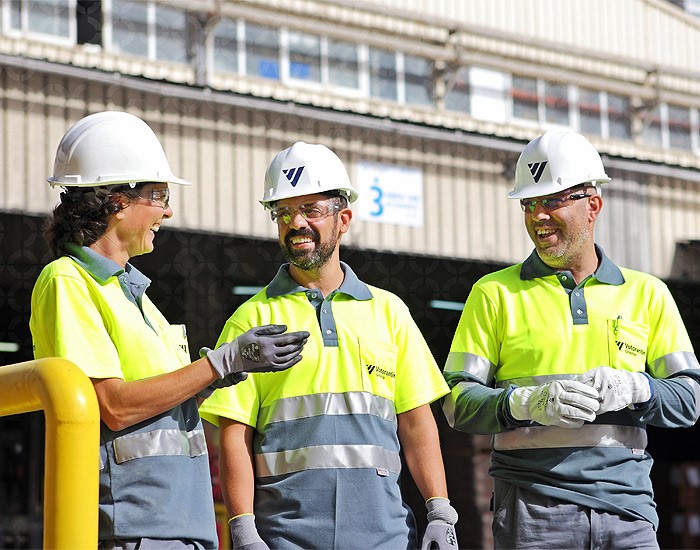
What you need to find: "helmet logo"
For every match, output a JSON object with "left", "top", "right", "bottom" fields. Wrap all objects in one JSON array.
[
  {"left": 282, "top": 166, "right": 305, "bottom": 187},
  {"left": 528, "top": 161, "right": 548, "bottom": 183}
]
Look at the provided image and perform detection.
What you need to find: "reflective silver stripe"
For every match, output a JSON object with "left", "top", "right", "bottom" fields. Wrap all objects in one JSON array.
[
  {"left": 444, "top": 351, "right": 495, "bottom": 385},
  {"left": 649, "top": 351, "right": 700, "bottom": 378},
  {"left": 494, "top": 424, "right": 647, "bottom": 451},
  {"left": 257, "top": 391, "right": 396, "bottom": 429},
  {"left": 496, "top": 373, "right": 581, "bottom": 389},
  {"left": 255, "top": 444, "right": 402, "bottom": 478},
  {"left": 113, "top": 429, "right": 207, "bottom": 464},
  {"left": 443, "top": 380, "right": 478, "bottom": 428}
]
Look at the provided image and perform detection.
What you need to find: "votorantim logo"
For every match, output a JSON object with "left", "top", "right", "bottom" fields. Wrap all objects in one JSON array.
[
  {"left": 528, "top": 161, "right": 547, "bottom": 183},
  {"left": 282, "top": 166, "right": 304, "bottom": 187},
  {"left": 615, "top": 340, "right": 646, "bottom": 356},
  {"left": 366, "top": 363, "right": 395, "bottom": 379}
]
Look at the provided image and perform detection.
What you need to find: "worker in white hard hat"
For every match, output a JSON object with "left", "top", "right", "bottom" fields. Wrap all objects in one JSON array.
[
  {"left": 30, "top": 111, "right": 309, "bottom": 549},
  {"left": 443, "top": 130, "right": 700, "bottom": 549},
  {"left": 199, "top": 141, "right": 459, "bottom": 550}
]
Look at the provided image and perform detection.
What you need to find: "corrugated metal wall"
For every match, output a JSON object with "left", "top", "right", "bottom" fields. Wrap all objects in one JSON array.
[
  {"left": 362, "top": 0, "right": 700, "bottom": 74},
  {"left": 2, "top": 66, "right": 698, "bottom": 277}
]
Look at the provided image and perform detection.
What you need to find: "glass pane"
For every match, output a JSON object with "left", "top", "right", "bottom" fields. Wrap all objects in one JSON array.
[
  {"left": 445, "top": 67, "right": 470, "bottom": 113},
  {"left": 369, "top": 47, "right": 397, "bottom": 101},
  {"left": 404, "top": 55, "right": 434, "bottom": 106},
  {"left": 668, "top": 105, "right": 691, "bottom": 150},
  {"left": 155, "top": 6, "right": 188, "bottom": 64},
  {"left": 544, "top": 82, "right": 569, "bottom": 125},
  {"left": 27, "top": 0, "right": 69, "bottom": 37},
  {"left": 579, "top": 88, "right": 601, "bottom": 136},
  {"left": 328, "top": 39, "right": 359, "bottom": 89},
  {"left": 213, "top": 18, "right": 238, "bottom": 73},
  {"left": 608, "top": 94, "right": 631, "bottom": 140},
  {"left": 112, "top": 0, "right": 149, "bottom": 57},
  {"left": 641, "top": 105, "right": 663, "bottom": 147},
  {"left": 288, "top": 31, "right": 320, "bottom": 82},
  {"left": 10, "top": 0, "right": 21, "bottom": 29},
  {"left": 246, "top": 23, "right": 279, "bottom": 79},
  {"left": 512, "top": 76, "right": 538, "bottom": 121}
]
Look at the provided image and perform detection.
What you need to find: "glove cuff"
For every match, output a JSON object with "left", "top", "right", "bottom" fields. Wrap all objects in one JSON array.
[
  {"left": 426, "top": 497, "right": 458, "bottom": 525},
  {"left": 229, "top": 514, "right": 264, "bottom": 547},
  {"left": 507, "top": 386, "right": 533, "bottom": 422}
]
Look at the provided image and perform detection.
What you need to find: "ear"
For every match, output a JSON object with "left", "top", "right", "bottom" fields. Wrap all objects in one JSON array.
[
  {"left": 112, "top": 194, "right": 131, "bottom": 219},
  {"left": 588, "top": 193, "right": 602, "bottom": 223},
  {"left": 338, "top": 208, "right": 352, "bottom": 235}
]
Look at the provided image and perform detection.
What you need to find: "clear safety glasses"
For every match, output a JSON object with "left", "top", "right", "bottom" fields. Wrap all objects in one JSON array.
[
  {"left": 520, "top": 189, "right": 591, "bottom": 213},
  {"left": 138, "top": 187, "right": 170, "bottom": 209},
  {"left": 269, "top": 199, "right": 342, "bottom": 225}
]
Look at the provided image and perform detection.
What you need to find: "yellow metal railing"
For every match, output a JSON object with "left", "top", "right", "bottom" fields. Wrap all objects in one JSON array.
[{"left": 0, "top": 358, "right": 100, "bottom": 549}]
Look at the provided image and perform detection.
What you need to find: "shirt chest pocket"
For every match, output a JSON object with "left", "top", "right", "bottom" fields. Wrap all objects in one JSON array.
[
  {"left": 607, "top": 318, "right": 648, "bottom": 372},
  {"left": 358, "top": 337, "right": 398, "bottom": 399}
]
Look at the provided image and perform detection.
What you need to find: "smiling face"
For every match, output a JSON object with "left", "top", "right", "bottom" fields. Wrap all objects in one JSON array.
[
  {"left": 524, "top": 187, "right": 602, "bottom": 276},
  {"left": 97, "top": 183, "right": 173, "bottom": 265},
  {"left": 274, "top": 193, "right": 351, "bottom": 272}
]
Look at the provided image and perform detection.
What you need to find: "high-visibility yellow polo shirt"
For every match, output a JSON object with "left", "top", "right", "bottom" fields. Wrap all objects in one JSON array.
[
  {"left": 199, "top": 262, "right": 448, "bottom": 549},
  {"left": 31, "top": 251, "right": 190, "bottom": 380},
  {"left": 30, "top": 244, "right": 217, "bottom": 545}
]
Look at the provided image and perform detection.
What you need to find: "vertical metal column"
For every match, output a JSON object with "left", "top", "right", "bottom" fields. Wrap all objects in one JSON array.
[{"left": 0, "top": 358, "right": 99, "bottom": 549}]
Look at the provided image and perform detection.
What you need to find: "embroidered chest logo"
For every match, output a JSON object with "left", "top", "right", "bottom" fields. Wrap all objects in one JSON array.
[
  {"left": 615, "top": 340, "right": 646, "bottom": 357},
  {"left": 366, "top": 363, "right": 395, "bottom": 379}
]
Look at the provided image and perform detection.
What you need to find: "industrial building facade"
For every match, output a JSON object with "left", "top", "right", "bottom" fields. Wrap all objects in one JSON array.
[{"left": 1, "top": 0, "right": 700, "bottom": 548}]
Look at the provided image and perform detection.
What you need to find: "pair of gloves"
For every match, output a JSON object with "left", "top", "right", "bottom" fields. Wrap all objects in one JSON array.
[
  {"left": 198, "top": 324, "right": 310, "bottom": 398},
  {"left": 228, "top": 498, "right": 459, "bottom": 550},
  {"left": 508, "top": 366, "right": 652, "bottom": 428}
]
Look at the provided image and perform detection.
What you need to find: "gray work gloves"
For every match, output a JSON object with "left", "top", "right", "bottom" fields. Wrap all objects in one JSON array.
[
  {"left": 229, "top": 514, "right": 269, "bottom": 550},
  {"left": 420, "top": 497, "right": 459, "bottom": 550},
  {"left": 198, "top": 324, "right": 309, "bottom": 398},
  {"left": 508, "top": 380, "right": 600, "bottom": 428},
  {"left": 578, "top": 366, "right": 652, "bottom": 413}
]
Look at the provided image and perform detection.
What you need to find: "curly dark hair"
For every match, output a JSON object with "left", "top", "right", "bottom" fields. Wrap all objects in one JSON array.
[{"left": 43, "top": 183, "right": 146, "bottom": 259}]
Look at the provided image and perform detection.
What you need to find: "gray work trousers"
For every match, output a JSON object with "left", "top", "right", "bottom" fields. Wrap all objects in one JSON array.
[{"left": 492, "top": 479, "right": 659, "bottom": 550}]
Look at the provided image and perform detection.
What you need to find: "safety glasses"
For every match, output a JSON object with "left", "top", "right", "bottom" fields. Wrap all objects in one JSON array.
[{"left": 269, "top": 199, "right": 342, "bottom": 225}]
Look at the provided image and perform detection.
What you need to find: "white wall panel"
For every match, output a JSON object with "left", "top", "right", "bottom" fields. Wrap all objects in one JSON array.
[{"left": 350, "top": 0, "right": 700, "bottom": 73}]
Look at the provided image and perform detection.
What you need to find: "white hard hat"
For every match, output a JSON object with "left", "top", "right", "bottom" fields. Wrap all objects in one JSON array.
[
  {"left": 48, "top": 111, "right": 190, "bottom": 188},
  {"left": 509, "top": 130, "right": 610, "bottom": 199},
  {"left": 261, "top": 141, "right": 358, "bottom": 207}
]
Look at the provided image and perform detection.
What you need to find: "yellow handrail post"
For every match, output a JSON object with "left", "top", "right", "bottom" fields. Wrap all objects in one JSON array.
[{"left": 0, "top": 358, "right": 100, "bottom": 549}]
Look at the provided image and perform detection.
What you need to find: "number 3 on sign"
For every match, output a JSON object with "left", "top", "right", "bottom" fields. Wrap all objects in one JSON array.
[{"left": 370, "top": 181, "right": 384, "bottom": 216}]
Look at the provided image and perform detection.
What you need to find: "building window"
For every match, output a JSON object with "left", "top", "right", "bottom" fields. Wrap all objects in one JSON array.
[
  {"left": 512, "top": 76, "right": 539, "bottom": 122},
  {"left": 288, "top": 31, "right": 321, "bottom": 83},
  {"left": 641, "top": 104, "right": 663, "bottom": 148},
  {"left": 328, "top": 39, "right": 359, "bottom": 89},
  {"left": 154, "top": 5, "right": 188, "bottom": 64},
  {"left": 668, "top": 104, "right": 692, "bottom": 150},
  {"left": 212, "top": 17, "right": 239, "bottom": 74},
  {"left": 544, "top": 82, "right": 569, "bottom": 126},
  {"left": 246, "top": 22, "right": 279, "bottom": 79},
  {"left": 4, "top": 0, "right": 74, "bottom": 42},
  {"left": 444, "top": 67, "right": 470, "bottom": 113},
  {"left": 607, "top": 93, "right": 631, "bottom": 140},
  {"left": 579, "top": 88, "right": 602, "bottom": 136},
  {"left": 369, "top": 47, "right": 397, "bottom": 101},
  {"left": 108, "top": 1, "right": 191, "bottom": 63},
  {"left": 404, "top": 54, "right": 434, "bottom": 106},
  {"left": 110, "top": 0, "right": 149, "bottom": 57}
]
